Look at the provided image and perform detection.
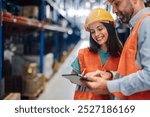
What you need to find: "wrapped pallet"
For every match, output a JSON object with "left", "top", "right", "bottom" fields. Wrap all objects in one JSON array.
[{"left": 43, "top": 53, "right": 54, "bottom": 80}]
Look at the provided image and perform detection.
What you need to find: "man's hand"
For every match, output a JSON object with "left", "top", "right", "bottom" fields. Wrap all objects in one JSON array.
[
  {"left": 81, "top": 71, "right": 110, "bottom": 95},
  {"left": 85, "top": 70, "right": 112, "bottom": 80},
  {"left": 100, "top": 71, "right": 113, "bottom": 80}
]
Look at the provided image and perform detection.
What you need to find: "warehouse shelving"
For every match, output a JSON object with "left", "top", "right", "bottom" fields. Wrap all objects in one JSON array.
[{"left": 0, "top": 0, "right": 73, "bottom": 99}]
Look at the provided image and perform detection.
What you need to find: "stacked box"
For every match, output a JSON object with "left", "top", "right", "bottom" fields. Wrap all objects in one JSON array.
[
  {"left": 24, "top": 63, "right": 38, "bottom": 78},
  {"left": 21, "top": 74, "right": 42, "bottom": 97},
  {"left": 20, "top": 6, "right": 38, "bottom": 18}
]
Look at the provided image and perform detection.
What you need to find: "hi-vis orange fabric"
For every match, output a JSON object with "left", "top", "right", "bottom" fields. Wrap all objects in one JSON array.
[
  {"left": 112, "top": 13, "right": 150, "bottom": 100},
  {"left": 74, "top": 48, "right": 120, "bottom": 100}
]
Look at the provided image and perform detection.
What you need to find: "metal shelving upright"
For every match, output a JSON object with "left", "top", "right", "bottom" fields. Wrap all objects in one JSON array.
[
  {"left": 0, "top": 0, "right": 2, "bottom": 98},
  {"left": 39, "top": 0, "right": 45, "bottom": 73},
  {"left": 1, "top": 0, "right": 46, "bottom": 98}
]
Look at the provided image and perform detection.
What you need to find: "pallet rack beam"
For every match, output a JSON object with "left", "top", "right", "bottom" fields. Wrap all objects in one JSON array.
[
  {"left": 3, "top": 12, "right": 71, "bottom": 33},
  {"left": 7, "top": 0, "right": 41, "bottom": 6},
  {"left": 43, "top": 24, "right": 71, "bottom": 33},
  {"left": 2, "top": 13, "right": 42, "bottom": 28}
]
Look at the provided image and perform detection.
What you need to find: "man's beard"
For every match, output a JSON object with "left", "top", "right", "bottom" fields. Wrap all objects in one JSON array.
[{"left": 118, "top": 6, "right": 134, "bottom": 23}]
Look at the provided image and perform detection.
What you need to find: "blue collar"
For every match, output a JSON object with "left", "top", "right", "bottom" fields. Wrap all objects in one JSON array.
[{"left": 129, "top": 7, "right": 150, "bottom": 29}]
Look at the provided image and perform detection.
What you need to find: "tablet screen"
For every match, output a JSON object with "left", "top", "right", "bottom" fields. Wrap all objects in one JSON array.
[{"left": 62, "top": 74, "right": 88, "bottom": 85}]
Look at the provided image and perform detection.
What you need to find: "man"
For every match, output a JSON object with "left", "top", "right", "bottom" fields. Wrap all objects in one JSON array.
[{"left": 83, "top": 0, "right": 150, "bottom": 100}]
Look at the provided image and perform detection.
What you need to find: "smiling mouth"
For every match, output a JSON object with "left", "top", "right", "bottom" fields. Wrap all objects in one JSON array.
[{"left": 96, "top": 37, "right": 103, "bottom": 41}]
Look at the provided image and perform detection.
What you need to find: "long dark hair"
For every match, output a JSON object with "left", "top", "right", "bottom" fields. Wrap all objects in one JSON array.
[{"left": 89, "top": 22, "right": 123, "bottom": 57}]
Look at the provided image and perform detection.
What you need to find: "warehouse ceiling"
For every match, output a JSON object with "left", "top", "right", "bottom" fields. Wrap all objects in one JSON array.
[{"left": 46, "top": 0, "right": 109, "bottom": 30}]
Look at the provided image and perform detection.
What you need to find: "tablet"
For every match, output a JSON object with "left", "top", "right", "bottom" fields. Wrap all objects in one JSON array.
[{"left": 62, "top": 74, "right": 89, "bottom": 85}]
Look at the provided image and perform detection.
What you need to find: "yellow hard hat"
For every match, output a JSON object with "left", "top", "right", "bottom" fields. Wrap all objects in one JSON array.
[
  {"left": 104, "top": 0, "right": 114, "bottom": 4},
  {"left": 84, "top": 8, "right": 115, "bottom": 31}
]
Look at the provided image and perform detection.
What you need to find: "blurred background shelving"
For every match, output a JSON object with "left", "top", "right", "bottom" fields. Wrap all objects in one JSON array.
[{"left": 0, "top": 0, "right": 83, "bottom": 99}]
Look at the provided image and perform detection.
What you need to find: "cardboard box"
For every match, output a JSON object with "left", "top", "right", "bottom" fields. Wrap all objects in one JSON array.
[
  {"left": 22, "top": 75, "right": 42, "bottom": 96},
  {"left": 24, "top": 63, "right": 38, "bottom": 78},
  {"left": 20, "top": 6, "right": 38, "bottom": 18}
]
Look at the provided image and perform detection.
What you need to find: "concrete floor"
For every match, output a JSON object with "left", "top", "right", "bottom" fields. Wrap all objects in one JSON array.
[{"left": 37, "top": 39, "right": 89, "bottom": 100}]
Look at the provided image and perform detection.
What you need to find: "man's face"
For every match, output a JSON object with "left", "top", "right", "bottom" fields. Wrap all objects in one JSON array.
[{"left": 110, "top": 0, "right": 134, "bottom": 23}]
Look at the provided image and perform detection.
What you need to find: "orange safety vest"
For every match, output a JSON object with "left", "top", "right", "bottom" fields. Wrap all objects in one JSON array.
[
  {"left": 74, "top": 48, "right": 120, "bottom": 100},
  {"left": 112, "top": 13, "right": 150, "bottom": 100}
]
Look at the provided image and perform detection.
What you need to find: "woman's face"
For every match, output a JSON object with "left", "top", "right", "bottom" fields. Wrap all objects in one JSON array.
[{"left": 89, "top": 22, "right": 108, "bottom": 46}]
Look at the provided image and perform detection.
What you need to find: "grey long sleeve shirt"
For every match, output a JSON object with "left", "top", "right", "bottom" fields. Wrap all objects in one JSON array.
[{"left": 107, "top": 8, "right": 150, "bottom": 96}]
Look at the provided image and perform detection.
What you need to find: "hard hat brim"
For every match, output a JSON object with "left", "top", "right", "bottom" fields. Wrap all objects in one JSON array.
[{"left": 103, "top": 0, "right": 114, "bottom": 5}]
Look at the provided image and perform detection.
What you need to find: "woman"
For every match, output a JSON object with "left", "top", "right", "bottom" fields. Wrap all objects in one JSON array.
[{"left": 71, "top": 8, "right": 122, "bottom": 100}]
